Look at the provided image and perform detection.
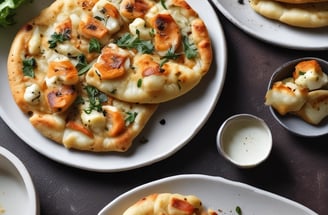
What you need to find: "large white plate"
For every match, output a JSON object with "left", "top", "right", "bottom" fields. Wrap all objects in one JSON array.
[
  {"left": 98, "top": 174, "right": 318, "bottom": 215},
  {"left": 209, "top": 0, "right": 328, "bottom": 50},
  {"left": 0, "top": 0, "right": 227, "bottom": 172}
]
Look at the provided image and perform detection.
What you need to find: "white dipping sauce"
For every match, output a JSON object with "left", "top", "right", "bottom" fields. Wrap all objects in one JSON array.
[{"left": 218, "top": 114, "right": 272, "bottom": 167}]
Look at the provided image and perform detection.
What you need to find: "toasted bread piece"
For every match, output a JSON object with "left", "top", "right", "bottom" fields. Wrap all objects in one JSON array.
[
  {"left": 293, "top": 60, "right": 328, "bottom": 90},
  {"left": 294, "top": 90, "right": 328, "bottom": 125},
  {"left": 265, "top": 78, "right": 308, "bottom": 115}
]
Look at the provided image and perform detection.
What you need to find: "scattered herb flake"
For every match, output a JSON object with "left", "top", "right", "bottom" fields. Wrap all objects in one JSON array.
[
  {"left": 89, "top": 38, "right": 101, "bottom": 53},
  {"left": 125, "top": 111, "right": 138, "bottom": 126},
  {"left": 236, "top": 206, "right": 242, "bottom": 215},
  {"left": 22, "top": 57, "right": 36, "bottom": 78},
  {"left": 116, "top": 33, "right": 154, "bottom": 54},
  {"left": 84, "top": 85, "right": 108, "bottom": 114},
  {"left": 160, "top": 0, "right": 168, "bottom": 9},
  {"left": 160, "top": 47, "right": 181, "bottom": 67},
  {"left": 137, "top": 79, "right": 142, "bottom": 88},
  {"left": 48, "top": 29, "right": 71, "bottom": 49},
  {"left": 76, "top": 54, "right": 92, "bottom": 76},
  {"left": 183, "top": 36, "right": 198, "bottom": 59}
]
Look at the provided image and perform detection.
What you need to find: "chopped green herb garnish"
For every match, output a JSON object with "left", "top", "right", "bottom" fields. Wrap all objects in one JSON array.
[
  {"left": 160, "top": 47, "right": 181, "bottom": 67},
  {"left": 75, "top": 54, "right": 92, "bottom": 76},
  {"left": 235, "top": 206, "right": 242, "bottom": 215},
  {"left": 89, "top": 38, "right": 101, "bottom": 53},
  {"left": 160, "top": 0, "right": 167, "bottom": 9},
  {"left": 149, "top": 28, "right": 155, "bottom": 38},
  {"left": 125, "top": 111, "right": 138, "bottom": 126},
  {"left": 183, "top": 35, "right": 198, "bottom": 59},
  {"left": 84, "top": 85, "right": 108, "bottom": 114},
  {"left": 116, "top": 33, "right": 154, "bottom": 54},
  {"left": 137, "top": 79, "right": 142, "bottom": 88},
  {"left": 298, "top": 71, "right": 306, "bottom": 75},
  {"left": 48, "top": 29, "right": 71, "bottom": 49},
  {"left": 22, "top": 57, "right": 36, "bottom": 78}
]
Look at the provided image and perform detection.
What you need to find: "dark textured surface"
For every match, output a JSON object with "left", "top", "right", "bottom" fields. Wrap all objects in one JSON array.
[{"left": 1, "top": 3, "right": 328, "bottom": 215}]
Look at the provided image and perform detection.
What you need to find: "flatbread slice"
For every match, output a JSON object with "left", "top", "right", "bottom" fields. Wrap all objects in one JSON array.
[
  {"left": 123, "top": 193, "right": 218, "bottom": 215},
  {"left": 85, "top": 0, "right": 212, "bottom": 104},
  {"left": 249, "top": 0, "right": 328, "bottom": 28},
  {"left": 7, "top": 0, "right": 157, "bottom": 152}
]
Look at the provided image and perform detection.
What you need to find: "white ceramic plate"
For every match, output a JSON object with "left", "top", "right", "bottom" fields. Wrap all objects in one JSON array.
[
  {"left": 98, "top": 174, "right": 317, "bottom": 215},
  {"left": 0, "top": 146, "right": 39, "bottom": 215},
  {"left": 209, "top": 0, "right": 328, "bottom": 50},
  {"left": 0, "top": 0, "right": 227, "bottom": 172}
]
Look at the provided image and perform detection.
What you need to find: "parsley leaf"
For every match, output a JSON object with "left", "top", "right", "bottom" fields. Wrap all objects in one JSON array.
[
  {"left": 89, "top": 38, "right": 101, "bottom": 53},
  {"left": 160, "top": 47, "right": 181, "bottom": 67},
  {"left": 160, "top": 0, "right": 167, "bottom": 9},
  {"left": 236, "top": 206, "right": 242, "bottom": 215},
  {"left": 48, "top": 29, "right": 71, "bottom": 49},
  {"left": 125, "top": 111, "right": 138, "bottom": 126},
  {"left": 75, "top": 54, "right": 92, "bottom": 76},
  {"left": 137, "top": 79, "right": 142, "bottom": 88},
  {"left": 22, "top": 57, "right": 36, "bottom": 78},
  {"left": 116, "top": 33, "right": 154, "bottom": 54},
  {"left": 183, "top": 36, "right": 198, "bottom": 59},
  {"left": 84, "top": 85, "right": 108, "bottom": 114}
]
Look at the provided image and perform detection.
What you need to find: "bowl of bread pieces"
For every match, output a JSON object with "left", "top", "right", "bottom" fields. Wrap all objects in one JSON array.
[
  {"left": 249, "top": 0, "right": 328, "bottom": 28},
  {"left": 265, "top": 57, "right": 328, "bottom": 137}
]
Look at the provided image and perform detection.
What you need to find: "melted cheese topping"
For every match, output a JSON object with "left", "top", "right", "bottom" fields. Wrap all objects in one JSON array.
[{"left": 24, "top": 84, "right": 41, "bottom": 105}]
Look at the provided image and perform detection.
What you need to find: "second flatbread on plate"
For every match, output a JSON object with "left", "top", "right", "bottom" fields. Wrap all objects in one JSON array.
[
  {"left": 249, "top": 0, "right": 328, "bottom": 28},
  {"left": 86, "top": 0, "right": 212, "bottom": 104}
]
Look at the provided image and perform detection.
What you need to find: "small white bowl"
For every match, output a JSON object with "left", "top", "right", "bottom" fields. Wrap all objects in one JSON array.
[
  {"left": 0, "top": 146, "right": 39, "bottom": 215},
  {"left": 267, "top": 57, "right": 328, "bottom": 137},
  {"left": 217, "top": 114, "right": 272, "bottom": 168}
]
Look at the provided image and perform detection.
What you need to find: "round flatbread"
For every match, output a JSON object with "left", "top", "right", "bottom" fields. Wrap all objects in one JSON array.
[
  {"left": 7, "top": 0, "right": 157, "bottom": 152},
  {"left": 85, "top": 0, "right": 212, "bottom": 103},
  {"left": 123, "top": 193, "right": 217, "bottom": 215},
  {"left": 249, "top": 0, "right": 328, "bottom": 28}
]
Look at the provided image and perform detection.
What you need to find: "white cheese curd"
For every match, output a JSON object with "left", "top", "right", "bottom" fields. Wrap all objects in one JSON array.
[
  {"left": 295, "top": 69, "right": 328, "bottom": 90},
  {"left": 63, "top": 129, "right": 93, "bottom": 148},
  {"left": 142, "top": 75, "right": 166, "bottom": 92},
  {"left": 81, "top": 109, "right": 106, "bottom": 133},
  {"left": 92, "top": 0, "right": 122, "bottom": 34},
  {"left": 28, "top": 27, "right": 41, "bottom": 55},
  {"left": 129, "top": 18, "right": 152, "bottom": 40},
  {"left": 44, "top": 76, "right": 60, "bottom": 88},
  {"left": 24, "top": 84, "right": 41, "bottom": 105}
]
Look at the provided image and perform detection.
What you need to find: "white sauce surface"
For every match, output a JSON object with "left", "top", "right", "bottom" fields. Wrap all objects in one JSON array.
[
  {"left": 0, "top": 174, "right": 29, "bottom": 214},
  {"left": 221, "top": 119, "right": 271, "bottom": 166}
]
